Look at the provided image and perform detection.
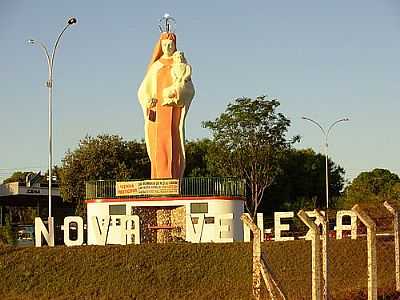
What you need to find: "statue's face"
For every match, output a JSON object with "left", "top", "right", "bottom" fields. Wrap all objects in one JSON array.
[{"left": 161, "top": 39, "right": 176, "bottom": 57}]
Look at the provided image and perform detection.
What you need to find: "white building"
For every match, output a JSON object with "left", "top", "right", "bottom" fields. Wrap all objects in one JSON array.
[{"left": 85, "top": 178, "right": 245, "bottom": 244}]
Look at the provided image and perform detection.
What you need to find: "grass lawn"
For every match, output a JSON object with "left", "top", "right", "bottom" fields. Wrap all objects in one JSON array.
[{"left": 0, "top": 239, "right": 397, "bottom": 299}]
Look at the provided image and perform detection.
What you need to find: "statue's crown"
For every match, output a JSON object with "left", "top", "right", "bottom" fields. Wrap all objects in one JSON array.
[{"left": 159, "top": 13, "right": 176, "bottom": 33}]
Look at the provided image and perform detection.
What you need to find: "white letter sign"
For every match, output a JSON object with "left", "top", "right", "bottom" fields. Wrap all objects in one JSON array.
[
  {"left": 274, "top": 212, "right": 294, "bottom": 241},
  {"left": 91, "top": 216, "right": 111, "bottom": 245},
  {"left": 120, "top": 215, "right": 141, "bottom": 245},
  {"left": 63, "top": 217, "right": 84, "bottom": 246},
  {"left": 215, "top": 213, "right": 234, "bottom": 243},
  {"left": 35, "top": 217, "right": 55, "bottom": 247},
  {"left": 335, "top": 210, "right": 357, "bottom": 239}
]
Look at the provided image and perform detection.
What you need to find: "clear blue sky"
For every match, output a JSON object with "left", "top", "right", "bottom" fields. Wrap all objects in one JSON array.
[{"left": 1, "top": 0, "right": 400, "bottom": 183}]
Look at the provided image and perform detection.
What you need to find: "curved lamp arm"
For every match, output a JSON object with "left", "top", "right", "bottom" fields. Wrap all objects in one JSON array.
[
  {"left": 50, "top": 17, "right": 77, "bottom": 79},
  {"left": 327, "top": 118, "right": 350, "bottom": 139},
  {"left": 27, "top": 17, "right": 77, "bottom": 83},
  {"left": 302, "top": 116, "right": 326, "bottom": 138},
  {"left": 27, "top": 39, "right": 52, "bottom": 80},
  {"left": 302, "top": 116, "right": 350, "bottom": 144}
]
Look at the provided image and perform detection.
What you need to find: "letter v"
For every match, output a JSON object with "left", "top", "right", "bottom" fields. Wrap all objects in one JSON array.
[{"left": 91, "top": 216, "right": 111, "bottom": 245}]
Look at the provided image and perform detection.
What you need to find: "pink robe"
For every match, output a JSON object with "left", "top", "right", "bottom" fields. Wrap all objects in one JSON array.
[{"left": 147, "top": 57, "right": 183, "bottom": 179}]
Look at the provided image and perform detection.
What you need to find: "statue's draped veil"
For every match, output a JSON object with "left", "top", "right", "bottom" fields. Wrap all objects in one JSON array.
[{"left": 147, "top": 33, "right": 177, "bottom": 71}]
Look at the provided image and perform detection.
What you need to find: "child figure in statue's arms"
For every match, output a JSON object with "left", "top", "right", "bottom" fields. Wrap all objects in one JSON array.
[{"left": 162, "top": 51, "right": 192, "bottom": 107}]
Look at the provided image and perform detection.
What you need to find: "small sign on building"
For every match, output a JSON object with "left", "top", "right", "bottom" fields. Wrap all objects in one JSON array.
[{"left": 116, "top": 179, "right": 179, "bottom": 196}]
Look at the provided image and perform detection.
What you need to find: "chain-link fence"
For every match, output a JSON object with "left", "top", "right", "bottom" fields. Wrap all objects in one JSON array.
[
  {"left": 328, "top": 202, "right": 398, "bottom": 299},
  {"left": 247, "top": 201, "right": 400, "bottom": 299}
]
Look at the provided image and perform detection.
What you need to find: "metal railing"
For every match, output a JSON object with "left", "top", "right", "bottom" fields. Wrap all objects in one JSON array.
[{"left": 85, "top": 177, "right": 246, "bottom": 200}]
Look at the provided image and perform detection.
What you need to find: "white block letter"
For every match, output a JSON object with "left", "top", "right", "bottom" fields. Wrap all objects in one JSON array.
[
  {"left": 120, "top": 215, "right": 141, "bottom": 245},
  {"left": 304, "top": 211, "right": 325, "bottom": 240},
  {"left": 63, "top": 217, "right": 84, "bottom": 247},
  {"left": 242, "top": 213, "right": 251, "bottom": 242},
  {"left": 215, "top": 213, "right": 234, "bottom": 243},
  {"left": 187, "top": 214, "right": 205, "bottom": 243},
  {"left": 335, "top": 210, "right": 357, "bottom": 240},
  {"left": 274, "top": 212, "right": 294, "bottom": 241},
  {"left": 91, "top": 216, "right": 110, "bottom": 245},
  {"left": 35, "top": 217, "right": 55, "bottom": 247}
]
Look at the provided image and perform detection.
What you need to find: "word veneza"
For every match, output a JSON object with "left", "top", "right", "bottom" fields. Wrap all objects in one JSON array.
[{"left": 34, "top": 210, "right": 358, "bottom": 247}]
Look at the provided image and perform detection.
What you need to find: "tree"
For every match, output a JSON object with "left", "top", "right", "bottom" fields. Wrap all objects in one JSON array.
[
  {"left": 0, "top": 215, "right": 15, "bottom": 245},
  {"left": 203, "top": 96, "right": 299, "bottom": 218},
  {"left": 2, "top": 170, "right": 52, "bottom": 185},
  {"left": 184, "top": 139, "right": 215, "bottom": 177},
  {"left": 339, "top": 168, "right": 400, "bottom": 208},
  {"left": 59, "top": 134, "right": 150, "bottom": 215},
  {"left": 263, "top": 148, "right": 345, "bottom": 212},
  {"left": 3, "top": 171, "right": 33, "bottom": 184}
]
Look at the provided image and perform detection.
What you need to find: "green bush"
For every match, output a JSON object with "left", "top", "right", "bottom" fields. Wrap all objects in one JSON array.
[{"left": 0, "top": 215, "right": 16, "bottom": 245}]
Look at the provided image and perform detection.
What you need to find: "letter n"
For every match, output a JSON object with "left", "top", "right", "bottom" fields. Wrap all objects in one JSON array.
[{"left": 35, "top": 217, "right": 55, "bottom": 247}]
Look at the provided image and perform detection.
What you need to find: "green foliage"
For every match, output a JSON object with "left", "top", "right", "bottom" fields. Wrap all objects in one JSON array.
[
  {"left": 203, "top": 96, "right": 299, "bottom": 217},
  {"left": 0, "top": 215, "right": 15, "bottom": 245},
  {"left": 2, "top": 171, "right": 50, "bottom": 185},
  {"left": 339, "top": 168, "right": 400, "bottom": 208},
  {"left": 264, "top": 148, "right": 345, "bottom": 212},
  {"left": 59, "top": 134, "right": 150, "bottom": 215},
  {"left": 184, "top": 141, "right": 346, "bottom": 213},
  {"left": 7, "top": 207, "right": 38, "bottom": 225},
  {"left": 2, "top": 171, "right": 32, "bottom": 184},
  {"left": 184, "top": 138, "right": 215, "bottom": 177}
]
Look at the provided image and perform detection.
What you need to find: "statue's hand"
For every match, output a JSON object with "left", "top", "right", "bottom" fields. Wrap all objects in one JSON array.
[
  {"left": 162, "top": 98, "right": 172, "bottom": 106},
  {"left": 168, "top": 89, "right": 177, "bottom": 98},
  {"left": 147, "top": 98, "right": 157, "bottom": 108},
  {"left": 163, "top": 86, "right": 177, "bottom": 99}
]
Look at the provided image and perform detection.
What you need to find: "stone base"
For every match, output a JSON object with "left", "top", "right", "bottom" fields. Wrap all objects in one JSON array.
[{"left": 131, "top": 206, "right": 186, "bottom": 243}]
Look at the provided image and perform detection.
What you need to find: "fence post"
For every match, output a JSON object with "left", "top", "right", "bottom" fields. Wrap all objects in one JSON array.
[
  {"left": 257, "top": 213, "right": 264, "bottom": 242},
  {"left": 241, "top": 214, "right": 262, "bottom": 300},
  {"left": 314, "top": 210, "right": 328, "bottom": 300},
  {"left": 384, "top": 201, "right": 400, "bottom": 292},
  {"left": 298, "top": 210, "right": 322, "bottom": 300},
  {"left": 352, "top": 205, "right": 377, "bottom": 300}
]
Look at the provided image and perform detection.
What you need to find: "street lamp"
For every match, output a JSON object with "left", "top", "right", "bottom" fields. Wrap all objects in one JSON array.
[
  {"left": 302, "top": 116, "right": 349, "bottom": 300},
  {"left": 27, "top": 17, "right": 77, "bottom": 219},
  {"left": 302, "top": 117, "right": 349, "bottom": 210}
]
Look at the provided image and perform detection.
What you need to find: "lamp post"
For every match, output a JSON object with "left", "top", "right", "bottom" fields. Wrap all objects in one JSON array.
[
  {"left": 302, "top": 116, "right": 349, "bottom": 300},
  {"left": 28, "top": 17, "right": 77, "bottom": 219},
  {"left": 302, "top": 117, "right": 349, "bottom": 210}
]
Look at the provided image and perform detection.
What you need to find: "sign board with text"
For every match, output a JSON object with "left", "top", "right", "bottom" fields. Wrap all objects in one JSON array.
[{"left": 116, "top": 179, "right": 180, "bottom": 196}]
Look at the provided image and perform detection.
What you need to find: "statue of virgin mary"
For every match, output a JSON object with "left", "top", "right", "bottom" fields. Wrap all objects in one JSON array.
[{"left": 138, "top": 16, "right": 195, "bottom": 179}]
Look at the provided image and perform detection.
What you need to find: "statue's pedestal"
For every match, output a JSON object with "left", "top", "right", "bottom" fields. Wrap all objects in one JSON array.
[{"left": 85, "top": 195, "right": 244, "bottom": 245}]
